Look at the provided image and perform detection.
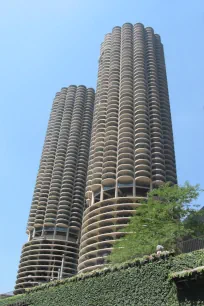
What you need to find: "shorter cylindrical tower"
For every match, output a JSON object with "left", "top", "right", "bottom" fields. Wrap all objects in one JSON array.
[{"left": 15, "top": 85, "right": 95, "bottom": 294}]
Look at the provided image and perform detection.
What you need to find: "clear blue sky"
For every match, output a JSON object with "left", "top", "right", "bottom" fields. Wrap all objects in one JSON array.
[{"left": 0, "top": 0, "right": 204, "bottom": 292}]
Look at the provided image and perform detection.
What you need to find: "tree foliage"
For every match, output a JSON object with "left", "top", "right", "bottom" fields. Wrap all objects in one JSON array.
[{"left": 108, "top": 183, "right": 204, "bottom": 264}]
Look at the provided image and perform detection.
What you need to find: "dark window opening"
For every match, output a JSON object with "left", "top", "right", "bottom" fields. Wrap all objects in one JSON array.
[
  {"left": 136, "top": 187, "right": 148, "bottom": 197},
  {"left": 118, "top": 186, "right": 133, "bottom": 197},
  {"left": 103, "top": 188, "right": 115, "bottom": 200}
]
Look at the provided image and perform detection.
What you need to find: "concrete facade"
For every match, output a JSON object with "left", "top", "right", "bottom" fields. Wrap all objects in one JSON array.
[
  {"left": 15, "top": 21, "right": 177, "bottom": 291},
  {"left": 78, "top": 23, "right": 177, "bottom": 273},
  {"left": 15, "top": 85, "right": 95, "bottom": 293}
]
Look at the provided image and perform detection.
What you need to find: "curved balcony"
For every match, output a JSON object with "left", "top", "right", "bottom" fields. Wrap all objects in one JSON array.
[
  {"left": 15, "top": 238, "right": 79, "bottom": 294},
  {"left": 78, "top": 196, "right": 143, "bottom": 273}
]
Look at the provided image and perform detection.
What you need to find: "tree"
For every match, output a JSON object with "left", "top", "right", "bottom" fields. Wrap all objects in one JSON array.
[{"left": 108, "top": 183, "right": 204, "bottom": 264}]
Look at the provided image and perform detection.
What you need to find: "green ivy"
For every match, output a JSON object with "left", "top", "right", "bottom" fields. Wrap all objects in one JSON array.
[
  {"left": 1, "top": 250, "right": 204, "bottom": 306},
  {"left": 169, "top": 265, "right": 204, "bottom": 280}
]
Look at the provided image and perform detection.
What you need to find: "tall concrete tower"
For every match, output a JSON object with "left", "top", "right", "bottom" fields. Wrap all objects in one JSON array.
[
  {"left": 15, "top": 85, "right": 95, "bottom": 293},
  {"left": 78, "top": 23, "right": 177, "bottom": 273}
]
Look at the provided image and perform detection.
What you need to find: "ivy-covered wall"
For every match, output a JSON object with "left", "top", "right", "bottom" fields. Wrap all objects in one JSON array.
[{"left": 1, "top": 250, "right": 204, "bottom": 306}]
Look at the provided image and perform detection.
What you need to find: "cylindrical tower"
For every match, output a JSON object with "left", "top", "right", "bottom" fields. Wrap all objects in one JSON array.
[
  {"left": 15, "top": 85, "right": 95, "bottom": 294},
  {"left": 78, "top": 23, "right": 177, "bottom": 273}
]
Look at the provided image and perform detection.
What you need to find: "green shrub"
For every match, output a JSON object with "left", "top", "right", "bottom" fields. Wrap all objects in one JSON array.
[{"left": 1, "top": 250, "right": 204, "bottom": 306}]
